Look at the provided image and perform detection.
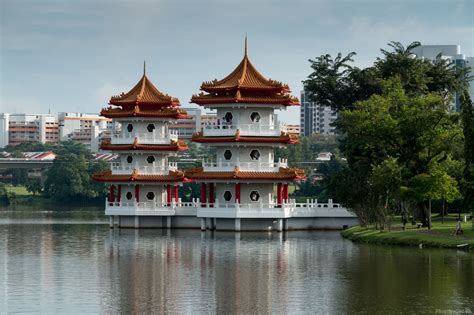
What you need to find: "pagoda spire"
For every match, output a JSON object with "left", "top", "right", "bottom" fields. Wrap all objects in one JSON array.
[
  {"left": 244, "top": 34, "right": 248, "bottom": 56},
  {"left": 143, "top": 60, "right": 146, "bottom": 76}
]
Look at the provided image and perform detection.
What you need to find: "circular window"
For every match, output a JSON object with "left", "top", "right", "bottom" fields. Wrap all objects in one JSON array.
[
  {"left": 126, "top": 192, "right": 133, "bottom": 200},
  {"left": 250, "top": 191, "right": 260, "bottom": 202},
  {"left": 147, "top": 124, "right": 155, "bottom": 132},
  {"left": 224, "top": 150, "right": 232, "bottom": 160},
  {"left": 224, "top": 112, "right": 233, "bottom": 123},
  {"left": 146, "top": 156, "right": 155, "bottom": 164},
  {"left": 250, "top": 112, "right": 261, "bottom": 122},
  {"left": 146, "top": 192, "right": 155, "bottom": 200},
  {"left": 126, "top": 155, "right": 133, "bottom": 163},
  {"left": 224, "top": 191, "right": 232, "bottom": 201},
  {"left": 127, "top": 124, "right": 133, "bottom": 132},
  {"left": 250, "top": 150, "right": 260, "bottom": 160}
]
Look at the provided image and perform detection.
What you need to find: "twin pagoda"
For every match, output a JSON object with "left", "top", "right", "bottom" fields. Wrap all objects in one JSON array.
[{"left": 93, "top": 41, "right": 356, "bottom": 231}]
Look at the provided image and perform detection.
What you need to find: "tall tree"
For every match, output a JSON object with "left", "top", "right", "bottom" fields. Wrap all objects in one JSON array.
[{"left": 459, "top": 90, "right": 474, "bottom": 229}]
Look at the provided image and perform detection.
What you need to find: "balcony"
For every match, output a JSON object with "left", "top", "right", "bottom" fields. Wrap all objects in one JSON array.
[
  {"left": 202, "top": 157, "right": 288, "bottom": 172},
  {"left": 111, "top": 162, "right": 178, "bottom": 175},
  {"left": 105, "top": 200, "right": 198, "bottom": 216},
  {"left": 203, "top": 122, "right": 287, "bottom": 137},
  {"left": 111, "top": 130, "right": 178, "bottom": 145},
  {"left": 104, "top": 198, "right": 355, "bottom": 219},
  {"left": 196, "top": 199, "right": 354, "bottom": 218}
]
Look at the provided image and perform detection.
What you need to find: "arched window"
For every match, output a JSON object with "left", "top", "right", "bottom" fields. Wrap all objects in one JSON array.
[
  {"left": 146, "top": 156, "right": 155, "bottom": 164},
  {"left": 250, "top": 150, "right": 260, "bottom": 160},
  {"left": 250, "top": 112, "right": 261, "bottom": 123},
  {"left": 147, "top": 124, "right": 155, "bottom": 132},
  {"left": 250, "top": 191, "right": 260, "bottom": 202},
  {"left": 224, "top": 150, "right": 232, "bottom": 160},
  {"left": 224, "top": 191, "right": 232, "bottom": 201},
  {"left": 224, "top": 112, "right": 233, "bottom": 123},
  {"left": 146, "top": 192, "right": 155, "bottom": 200}
]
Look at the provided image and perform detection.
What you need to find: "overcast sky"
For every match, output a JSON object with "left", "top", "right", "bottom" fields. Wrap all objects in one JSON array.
[{"left": 1, "top": 0, "right": 473, "bottom": 123}]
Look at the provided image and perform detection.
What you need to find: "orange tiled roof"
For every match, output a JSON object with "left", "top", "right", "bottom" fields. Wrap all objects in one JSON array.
[
  {"left": 185, "top": 166, "right": 305, "bottom": 181},
  {"left": 92, "top": 169, "right": 185, "bottom": 183},
  {"left": 100, "top": 106, "right": 188, "bottom": 119},
  {"left": 191, "top": 38, "right": 299, "bottom": 106},
  {"left": 192, "top": 130, "right": 299, "bottom": 144},
  {"left": 100, "top": 138, "right": 188, "bottom": 151},
  {"left": 109, "top": 64, "right": 180, "bottom": 108}
]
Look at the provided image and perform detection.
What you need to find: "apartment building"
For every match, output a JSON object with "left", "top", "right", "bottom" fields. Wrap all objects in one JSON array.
[
  {"left": 411, "top": 44, "right": 473, "bottom": 112},
  {"left": 169, "top": 107, "right": 218, "bottom": 140},
  {"left": 300, "top": 90, "right": 337, "bottom": 136},
  {"left": 0, "top": 113, "right": 59, "bottom": 148}
]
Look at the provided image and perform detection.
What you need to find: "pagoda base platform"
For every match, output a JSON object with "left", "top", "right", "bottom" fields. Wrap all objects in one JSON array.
[
  {"left": 109, "top": 216, "right": 359, "bottom": 231},
  {"left": 106, "top": 199, "right": 359, "bottom": 231}
]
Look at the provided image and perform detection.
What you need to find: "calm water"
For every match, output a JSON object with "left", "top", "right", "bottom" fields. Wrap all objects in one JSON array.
[{"left": 0, "top": 210, "right": 473, "bottom": 314}]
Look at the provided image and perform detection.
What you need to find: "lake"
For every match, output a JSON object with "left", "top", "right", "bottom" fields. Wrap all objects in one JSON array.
[{"left": 0, "top": 210, "right": 472, "bottom": 314}]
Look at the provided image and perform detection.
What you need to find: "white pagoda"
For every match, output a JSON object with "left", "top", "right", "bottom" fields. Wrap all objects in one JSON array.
[
  {"left": 187, "top": 39, "right": 305, "bottom": 231},
  {"left": 92, "top": 65, "right": 188, "bottom": 228}
]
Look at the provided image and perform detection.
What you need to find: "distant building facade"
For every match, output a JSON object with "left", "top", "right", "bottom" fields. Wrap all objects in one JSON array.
[
  {"left": 169, "top": 108, "right": 218, "bottom": 140},
  {"left": 0, "top": 113, "right": 59, "bottom": 148},
  {"left": 300, "top": 90, "right": 337, "bottom": 136},
  {"left": 0, "top": 112, "right": 114, "bottom": 151},
  {"left": 411, "top": 44, "right": 473, "bottom": 112}
]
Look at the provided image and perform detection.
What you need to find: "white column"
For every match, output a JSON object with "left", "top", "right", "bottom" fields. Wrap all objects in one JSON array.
[
  {"left": 235, "top": 218, "right": 241, "bottom": 232},
  {"left": 134, "top": 216, "right": 139, "bottom": 229}
]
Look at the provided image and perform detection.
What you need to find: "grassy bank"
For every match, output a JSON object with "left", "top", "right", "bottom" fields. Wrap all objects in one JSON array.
[
  {"left": 2, "top": 185, "right": 102, "bottom": 211},
  {"left": 342, "top": 216, "right": 474, "bottom": 249}
]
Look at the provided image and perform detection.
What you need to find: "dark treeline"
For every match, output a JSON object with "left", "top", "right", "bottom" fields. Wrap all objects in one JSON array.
[
  {"left": 1, "top": 141, "right": 109, "bottom": 205},
  {"left": 303, "top": 41, "right": 474, "bottom": 229}
]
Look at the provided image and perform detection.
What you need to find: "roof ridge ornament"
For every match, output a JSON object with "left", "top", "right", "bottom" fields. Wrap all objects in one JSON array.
[
  {"left": 244, "top": 34, "right": 248, "bottom": 57},
  {"left": 143, "top": 60, "right": 146, "bottom": 76}
]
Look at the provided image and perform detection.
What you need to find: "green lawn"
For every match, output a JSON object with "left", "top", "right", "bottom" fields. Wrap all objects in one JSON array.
[
  {"left": 342, "top": 215, "right": 474, "bottom": 249},
  {"left": 5, "top": 185, "right": 32, "bottom": 196}
]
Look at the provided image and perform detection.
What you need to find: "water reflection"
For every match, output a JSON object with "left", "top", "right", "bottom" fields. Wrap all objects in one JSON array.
[{"left": 0, "top": 219, "right": 473, "bottom": 314}]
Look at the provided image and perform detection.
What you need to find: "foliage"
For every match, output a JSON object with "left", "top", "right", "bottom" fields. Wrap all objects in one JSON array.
[
  {"left": 44, "top": 153, "right": 108, "bottom": 201},
  {"left": 460, "top": 90, "right": 474, "bottom": 212},
  {"left": 305, "top": 41, "right": 471, "bottom": 229},
  {"left": 25, "top": 179, "right": 43, "bottom": 195},
  {"left": 304, "top": 41, "right": 470, "bottom": 111}
]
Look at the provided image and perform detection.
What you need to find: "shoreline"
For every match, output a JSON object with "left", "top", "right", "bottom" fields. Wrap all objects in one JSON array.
[{"left": 341, "top": 222, "right": 474, "bottom": 250}]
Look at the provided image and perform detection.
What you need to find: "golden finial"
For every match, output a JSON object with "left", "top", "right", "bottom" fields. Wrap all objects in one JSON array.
[{"left": 244, "top": 34, "right": 248, "bottom": 56}]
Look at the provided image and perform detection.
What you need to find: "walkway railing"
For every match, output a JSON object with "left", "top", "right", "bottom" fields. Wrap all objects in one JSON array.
[
  {"left": 105, "top": 198, "right": 355, "bottom": 218},
  {"left": 202, "top": 158, "right": 288, "bottom": 171},
  {"left": 203, "top": 122, "right": 287, "bottom": 137},
  {"left": 111, "top": 130, "right": 178, "bottom": 144},
  {"left": 111, "top": 162, "right": 178, "bottom": 175}
]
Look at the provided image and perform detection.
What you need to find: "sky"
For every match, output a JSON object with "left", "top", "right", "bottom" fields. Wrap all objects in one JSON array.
[{"left": 1, "top": 0, "right": 473, "bottom": 123}]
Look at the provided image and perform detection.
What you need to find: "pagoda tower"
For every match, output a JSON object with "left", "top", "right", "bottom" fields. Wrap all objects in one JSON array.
[
  {"left": 92, "top": 64, "right": 188, "bottom": 228},
  {"left": 187, "top": 39, "right": 305, "bottom": 231}
]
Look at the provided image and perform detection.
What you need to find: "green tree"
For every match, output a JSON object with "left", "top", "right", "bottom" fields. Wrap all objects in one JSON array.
[
  {"left": 44, "top": 154, "right": 107, "bottom": 201},
  {"left": 459, "top": 90, "right": 474, "bottom": 228},
  {"left": 25, "top": 178, "right": 43, "bottom": 195}
]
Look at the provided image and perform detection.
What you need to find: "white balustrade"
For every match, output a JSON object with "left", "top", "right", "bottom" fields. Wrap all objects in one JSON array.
[
  {"left": 111, "top": 162, "right": 178, "bottom": 174},
  {"left": 111, "top": 130, "right": 178, "bottom": 144},
  {"left": 196, "top": 198, "right": 355, "bottom": 218},
  {"left": 202, "top": 158, "right": 288, "bottom": 171},
  {"left": 203, "top": 122, "right": 287, "bottom": 137}
]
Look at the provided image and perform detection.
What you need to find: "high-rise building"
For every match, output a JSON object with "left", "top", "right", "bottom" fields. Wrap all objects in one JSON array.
[
  {"left": 300, "top": 90, "right": 337, "bottom": 136},
  {"left": 410, "top": 44, "right": 474, "bottom": 112},
  {"left": 58, "top": 112, "right": 114, "bottom": 151},
  {"left": 169, "top": 108, "right": 219, "bottom": 140},
  {"left": 0, "top": 113, "right": 59, "bottom": 148}
]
